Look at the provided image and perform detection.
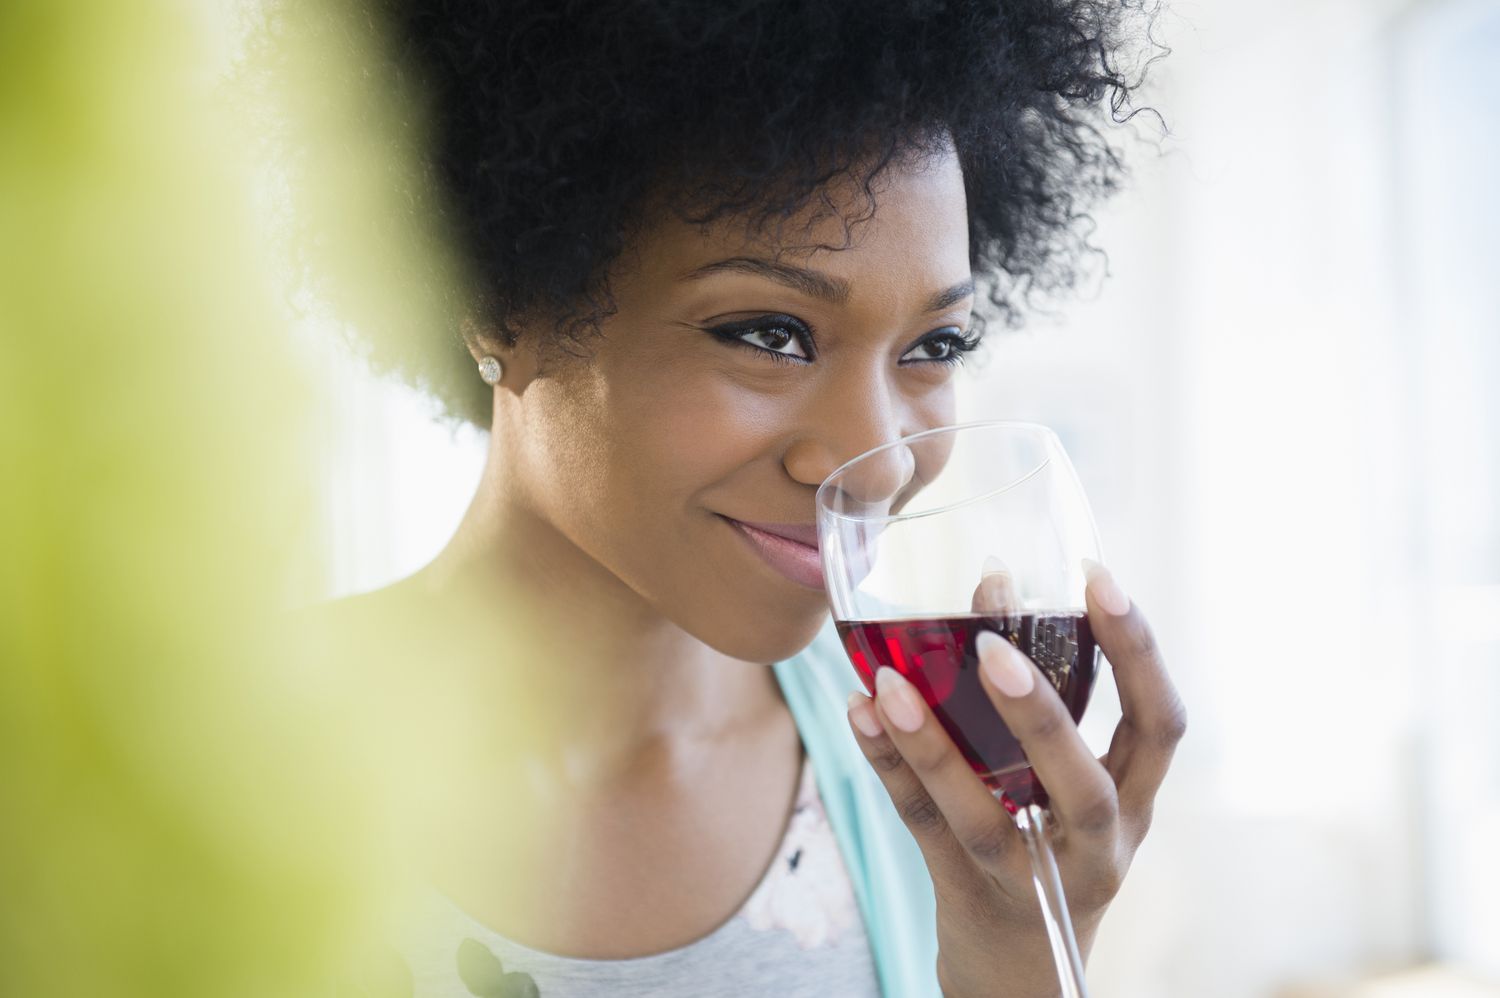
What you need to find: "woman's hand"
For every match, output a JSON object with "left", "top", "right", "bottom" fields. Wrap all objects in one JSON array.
[{"left": 845, "top": 563, "right": 1186, "bottom": 998}]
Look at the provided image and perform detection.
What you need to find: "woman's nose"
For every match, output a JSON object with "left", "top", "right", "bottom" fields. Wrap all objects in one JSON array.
[
  {"left": 822, "top": 441, "right": 916, "bottom": 509},
  {"left": 783, "top": 395, "right": 916, "bottom": 507}
]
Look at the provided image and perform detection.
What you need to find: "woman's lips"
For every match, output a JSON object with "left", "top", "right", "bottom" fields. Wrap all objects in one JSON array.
[{"left": 723, "top": 517, "right": 825, "bottom": 591}]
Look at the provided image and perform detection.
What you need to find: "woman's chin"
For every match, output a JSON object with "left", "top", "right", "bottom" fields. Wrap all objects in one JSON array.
[{"left": 695, "top": 603, "right": 831, "bottom": 666}]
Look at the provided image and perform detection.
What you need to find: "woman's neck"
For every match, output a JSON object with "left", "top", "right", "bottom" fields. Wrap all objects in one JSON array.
[{"left": 411, "top": 464, "right": 790, "bottom": 791}]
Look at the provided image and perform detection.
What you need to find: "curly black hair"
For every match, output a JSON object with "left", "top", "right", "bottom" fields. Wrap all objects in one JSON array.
[{"left": 272, "top": 0, "right": 1164, "bottom": 427}]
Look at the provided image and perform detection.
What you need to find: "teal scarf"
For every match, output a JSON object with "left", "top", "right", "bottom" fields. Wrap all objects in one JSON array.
[{"left": 774, "top": 619, "right": 941, "bottom": 997}]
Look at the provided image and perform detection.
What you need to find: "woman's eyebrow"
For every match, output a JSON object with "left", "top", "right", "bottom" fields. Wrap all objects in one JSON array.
[
  {"left": 682, "top": 256, "right": 974, "bottom": 314},
  {"left": 682, "top": 256, "right": 850, "bottom": 304},
  {"left": 925, "top": 278, "right": 975, "bottom": 313}
]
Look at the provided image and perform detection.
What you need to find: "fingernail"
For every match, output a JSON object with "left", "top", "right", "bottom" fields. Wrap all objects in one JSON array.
[
  {"left": 847, "top": 691, "right": 884, "bottom": 739},
  {"left": 874, "top": 667, "right": 925, "bottom": 733},
  {"left": 1083, "top": 558, "right": 1131, "bottom": 616},
  {"left": 982, "top": 555, "right": 1009, "bottom": 577},
  {"left": 977, "top": 630, "right": 1035, "bottom": 698}
]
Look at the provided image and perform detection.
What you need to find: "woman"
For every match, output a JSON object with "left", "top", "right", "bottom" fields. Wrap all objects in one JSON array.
[{"left": 313, "top": 1, "right": 1186, "bottom": 995}]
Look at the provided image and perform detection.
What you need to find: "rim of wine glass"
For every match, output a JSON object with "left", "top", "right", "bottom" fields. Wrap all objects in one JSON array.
[{"left": 815, "top": 419, "right": 1070, "bottom": 526}]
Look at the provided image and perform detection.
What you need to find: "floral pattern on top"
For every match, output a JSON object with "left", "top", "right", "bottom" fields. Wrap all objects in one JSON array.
[
  {"left": 455, "top": 938, "right": 539, "bottom": 998},
  {"left": 741, "top": 759, "right": 862, "bottom": 949}
]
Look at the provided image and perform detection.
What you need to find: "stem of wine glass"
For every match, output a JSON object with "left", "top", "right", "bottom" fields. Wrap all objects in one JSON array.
[{"left": 1009, "top": 800, "right": 1090, "bottom": 998}]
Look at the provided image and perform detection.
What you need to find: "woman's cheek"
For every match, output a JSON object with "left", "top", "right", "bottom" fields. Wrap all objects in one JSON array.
[{"left": 618, "top": 361, "right": 792, "bottom": 480}]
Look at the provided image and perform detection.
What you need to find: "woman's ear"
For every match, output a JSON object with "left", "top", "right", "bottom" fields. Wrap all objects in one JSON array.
[
  {"left": 461, "top": 314, "right": 540, "bottom": 389},
  {"left": 460, "top": 313, "right": 505, "bottom": 365}
]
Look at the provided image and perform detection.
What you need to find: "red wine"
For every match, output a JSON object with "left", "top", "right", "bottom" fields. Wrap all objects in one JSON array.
[{"left": 836, "top": 612, "right": 1097, "bottom": 811}]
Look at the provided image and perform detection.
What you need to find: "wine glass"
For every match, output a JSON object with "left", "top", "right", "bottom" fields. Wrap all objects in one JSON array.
[{"left": 816, "top": 420, "right": 1104, "bottom": 998}]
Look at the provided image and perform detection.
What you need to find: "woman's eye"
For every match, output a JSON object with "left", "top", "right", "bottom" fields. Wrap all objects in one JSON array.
[
  {"left": 706, "top": 315, "right": 814, "bottom": 363},
  {"left": 901, "top": 327, "right": 978, "bottom": 365},
  {"left": 740, "top": 324, "right": 809, "bottom": 358}
]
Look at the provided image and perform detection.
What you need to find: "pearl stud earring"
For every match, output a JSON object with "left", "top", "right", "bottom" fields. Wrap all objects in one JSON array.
[{"left": 477, "top": 355, "right": 503, "bottom": 386}]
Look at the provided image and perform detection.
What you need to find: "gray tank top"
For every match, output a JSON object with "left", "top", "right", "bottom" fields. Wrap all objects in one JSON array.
[{"left": 393, "top": 755, "right": 883, "bottom": 997}]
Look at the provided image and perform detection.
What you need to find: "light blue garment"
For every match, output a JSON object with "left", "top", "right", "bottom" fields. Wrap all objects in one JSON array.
[{"left": 773, "top": 617, "right": 941, "bottom": 997}]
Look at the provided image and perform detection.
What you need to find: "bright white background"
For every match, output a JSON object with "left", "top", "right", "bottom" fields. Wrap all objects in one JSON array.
[{"left": 311, "top": 1, "right": 1500, "bottom": 993}]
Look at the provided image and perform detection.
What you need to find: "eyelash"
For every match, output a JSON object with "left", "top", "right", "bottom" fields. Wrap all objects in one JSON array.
[
  {"left": 706, "top": 314, "right": 814, "bottom": 365},
  {"left": 905, "top": 327, "right": 983, "bottom": 367},
  {"left": 705, "top": 315, "right": 981, "bottom": 367}
]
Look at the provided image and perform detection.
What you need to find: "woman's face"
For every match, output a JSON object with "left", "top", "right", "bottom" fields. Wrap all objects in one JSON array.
[{"left": 498, "top": 146, "right": 974, "bottom": 663}]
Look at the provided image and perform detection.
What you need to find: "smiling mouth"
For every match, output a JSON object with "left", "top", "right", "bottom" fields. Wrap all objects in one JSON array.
[{"left": 720, "top": 516, "right": 826, "bottom": 592}]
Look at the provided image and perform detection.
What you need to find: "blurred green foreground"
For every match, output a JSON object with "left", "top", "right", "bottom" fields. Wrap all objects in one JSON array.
[{"left": 0, "top": 2, "right": 532, "bottom": 995}]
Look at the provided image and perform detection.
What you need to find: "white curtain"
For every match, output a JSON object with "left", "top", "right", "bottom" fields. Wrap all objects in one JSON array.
[{"left": 956, "top": 1, "right": 1499, "bottom": 993}]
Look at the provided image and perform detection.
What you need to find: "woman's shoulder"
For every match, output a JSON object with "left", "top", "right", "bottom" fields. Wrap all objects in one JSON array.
[
  {"left": 288, "top": 571, "right": 424, "bottom": 629},
  {"left": 284, "top": 570, "right": 456, "bottom": 654},
  {"left": 277, "top": 576, "right": 456, "bottom": 700}
]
